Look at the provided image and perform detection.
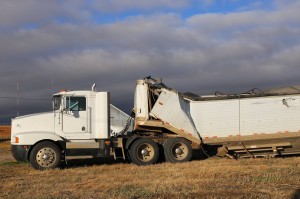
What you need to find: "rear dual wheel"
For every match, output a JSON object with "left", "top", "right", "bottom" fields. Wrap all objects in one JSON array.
[
  {"left": 129, "top": 138, "right": 159, "bottom": 165},
  {"left": 128, "top": 138, "right": 192, "bottom": 165},
  {"left": 164, "top": 138, "right": 192, "bottom": 163}
]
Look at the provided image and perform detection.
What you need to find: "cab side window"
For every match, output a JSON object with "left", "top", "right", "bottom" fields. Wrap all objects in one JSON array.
[{"left": 66, "top": 97, "right": 86, "bottom": 111}]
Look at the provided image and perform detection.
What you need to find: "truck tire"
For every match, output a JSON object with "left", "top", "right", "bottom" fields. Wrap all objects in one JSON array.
[
  {"left": 129, "top": 138, "right": 159, "bottom": 165},
  {"left": 29, "top": 141, "right": 62, "bottom": 170},
  {"left": 163, "top": 138, "right": 192, "bottom": 163}
]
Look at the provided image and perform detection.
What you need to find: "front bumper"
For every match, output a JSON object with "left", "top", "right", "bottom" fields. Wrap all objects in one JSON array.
[{"left": 11, "top": 145, "right": 31, "bottom": 162}]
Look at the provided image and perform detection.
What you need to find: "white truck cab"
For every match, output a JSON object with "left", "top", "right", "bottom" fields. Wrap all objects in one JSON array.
[
  {"left": 52, "top": 90, "right": 110, "bottom": 139},
  {"left": 11, "top": 89, "right": 123, "bottom": 169}
]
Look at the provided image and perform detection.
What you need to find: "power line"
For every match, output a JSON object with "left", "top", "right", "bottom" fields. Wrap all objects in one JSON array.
[{"left": 0, "top": 96, "right": 50, "bottom": 101}]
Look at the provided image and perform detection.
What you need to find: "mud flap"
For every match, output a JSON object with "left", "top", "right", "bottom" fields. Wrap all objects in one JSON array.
[{"left": 98, "top": 139, "right": 111, "bottom": 157}]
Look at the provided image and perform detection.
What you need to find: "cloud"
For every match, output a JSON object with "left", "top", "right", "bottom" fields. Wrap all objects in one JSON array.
[
  {"left": 0, "top": 0, "right": 59, "bottom": 26},
  {"left": 1, "top": 1, "right": 300, "bottom": 123},
  {"left": 0, "top": 0, "right": 206, "bottom": 28},
  {"left": 91, "top": 0, "right": 188, "bottom": 12}
]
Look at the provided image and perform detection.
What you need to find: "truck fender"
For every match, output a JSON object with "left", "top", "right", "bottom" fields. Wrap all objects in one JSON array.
[
  {"left": 125, "top": 135, "right": 139, "bottom": 149},
  {"left": 11, "top": 131, "right": 64, "bottom": 146},
  {"left": 11, "top": 131, "right": 64, "bottom": 162}
]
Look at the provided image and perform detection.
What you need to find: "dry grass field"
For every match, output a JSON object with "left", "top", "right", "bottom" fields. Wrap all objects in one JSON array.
[{"left": 0, "top": 141, "right": 300, "bottom": 199}]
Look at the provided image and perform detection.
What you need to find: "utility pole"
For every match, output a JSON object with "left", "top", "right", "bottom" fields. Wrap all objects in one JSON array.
[
  {"left": 51, "top": 78, "right": 54, "bottom": 96},
  {"left": 17, "top": 82, "right": 19, "bottom": 116}
]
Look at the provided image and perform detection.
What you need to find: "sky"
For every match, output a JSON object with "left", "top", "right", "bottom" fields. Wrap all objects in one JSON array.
[{"left": 1, "top": 0, "right": 300, "bottom": 124}]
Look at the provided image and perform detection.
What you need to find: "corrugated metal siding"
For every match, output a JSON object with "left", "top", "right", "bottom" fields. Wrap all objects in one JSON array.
[
  {"left": 240, "top": 95, "right": 300, "bottom": 135},
  {"left": 191, "top": 94, "right": 300, "bottom": 138},
  {"left": 190, "top": 99, "right": 240, "bottom": 138}
]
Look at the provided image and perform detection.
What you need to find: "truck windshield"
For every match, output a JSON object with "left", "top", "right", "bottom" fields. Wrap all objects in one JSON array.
[{"left": 53, "top": 95, "right": 61, "bottom": 110}]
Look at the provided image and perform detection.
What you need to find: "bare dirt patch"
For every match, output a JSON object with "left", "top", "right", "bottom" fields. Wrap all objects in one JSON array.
[{"left": 0, "top": 141, "right": 300, "bottom": 198}]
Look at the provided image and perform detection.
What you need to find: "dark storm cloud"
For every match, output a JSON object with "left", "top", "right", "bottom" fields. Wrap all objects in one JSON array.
[{"left": 1, "top": 1, "right": 300, "bottom": 124}]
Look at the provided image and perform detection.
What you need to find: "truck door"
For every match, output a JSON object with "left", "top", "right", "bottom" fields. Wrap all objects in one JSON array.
[{"left": 62, "top": 96, "right": 88, "bottom": 134}]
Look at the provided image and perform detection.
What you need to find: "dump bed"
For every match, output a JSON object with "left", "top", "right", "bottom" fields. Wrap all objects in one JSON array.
[{"left": 148, "top": 84, "right": 300, "bottom": 144}]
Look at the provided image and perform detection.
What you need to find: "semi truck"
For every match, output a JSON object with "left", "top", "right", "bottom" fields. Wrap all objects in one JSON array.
[{"left": 11, "top": 77, "right": 300, "bottom": 170}]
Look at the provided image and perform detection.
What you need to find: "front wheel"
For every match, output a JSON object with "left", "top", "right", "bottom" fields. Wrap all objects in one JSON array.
[
  {"left": 163, "top": 138, "right": 192, "bottom": 163},
  {"left": 29, "top": 141, "right": 62, "bottom": 170},
  {"left": 129, "top": 138, "right": 159, "bottom": 165}
]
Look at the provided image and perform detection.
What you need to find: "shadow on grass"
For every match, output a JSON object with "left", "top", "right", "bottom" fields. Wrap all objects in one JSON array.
[
  {"left": 0, "top": 139, "right": 10, "bottom": 143},
  {"left": 192, "top": 144, "right": 223, "bottom": 161},
  {"left": 63, "top": 146, "right": 214, "bottom": 169},
  {"left": 291, "top": 189, "right": 300, "bottom": 199},
  {"left": 62, "top": 157, "right": 130, "bottom": 169}
]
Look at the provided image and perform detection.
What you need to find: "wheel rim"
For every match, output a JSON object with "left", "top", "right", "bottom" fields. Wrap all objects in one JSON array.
[
  {"left": 36, "top": 147, "right": 57, "bottom": 168},
  {"left": 171, "top": 142, "right": 188, "bottom": 160},
  {"left": 136, "top": 143, "right": 155, "bottom": 162}
]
